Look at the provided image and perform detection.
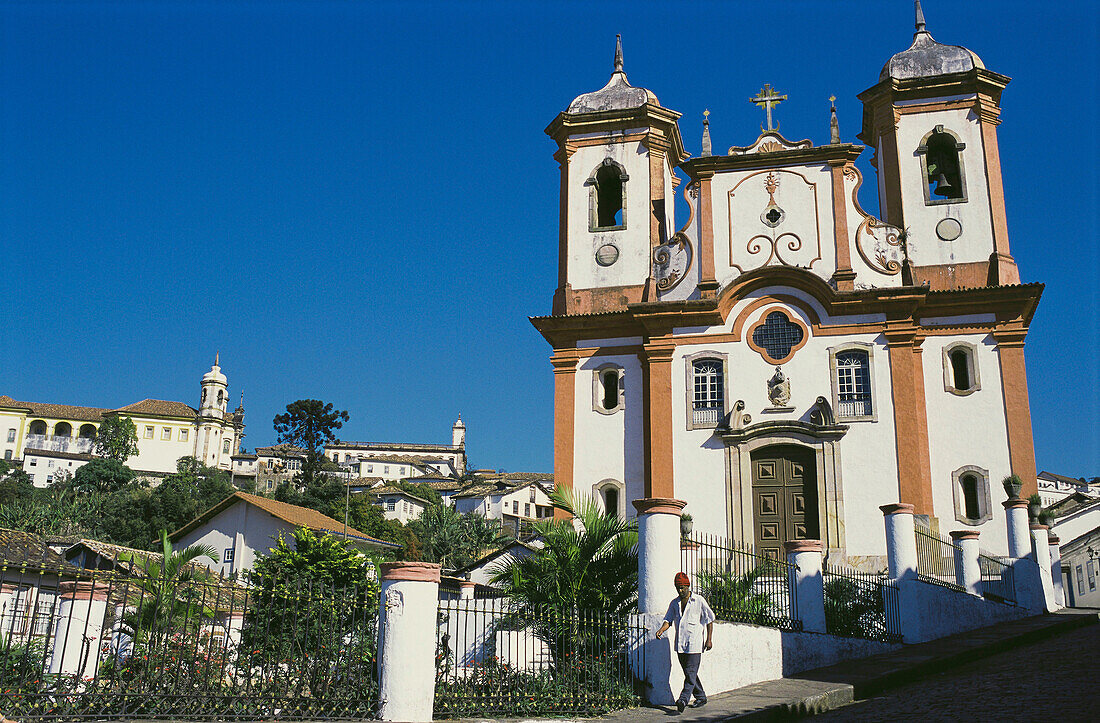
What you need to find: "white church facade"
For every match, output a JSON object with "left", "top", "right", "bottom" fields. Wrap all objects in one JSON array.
[{"left": 533, "top": 13, "right": 1041, "bottom": 564}]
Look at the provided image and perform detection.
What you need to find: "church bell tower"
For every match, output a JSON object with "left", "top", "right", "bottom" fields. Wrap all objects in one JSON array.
[
  {"left": 545, "top": 36, "right": 688, "bottom": 314},
  {"left": 858, "top": 1, "right": 1019, "bottom": 288}
]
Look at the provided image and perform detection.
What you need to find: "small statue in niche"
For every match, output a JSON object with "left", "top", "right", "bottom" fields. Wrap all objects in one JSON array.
[{"left": 767, "top": 366, "right": 791, "bottom": 407}]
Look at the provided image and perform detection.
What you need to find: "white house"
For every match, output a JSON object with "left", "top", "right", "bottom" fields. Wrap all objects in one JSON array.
[
  {"left": 326, "top": 416, "right": 468, "bottom": 477},
  {"left": 1037, "top": 471, "right": 1098, "bottom": 507},
  {"left": 453, "top": 480, "right": 554, "bottom": 538},
  {"left": 372, "top": 485, "right": 431, "bottom": 524},
  {"left": 532, "top": 18, "right": 1042, "bottom": 565},
  {"left": 453, "top": 539, "right": 544, "bottom": 588},
  {"left": 21, "top": 448, "right": 92, "bottom": 487},
  {"left": 169, "top": 491, "right": 400, "bottom": 576}
]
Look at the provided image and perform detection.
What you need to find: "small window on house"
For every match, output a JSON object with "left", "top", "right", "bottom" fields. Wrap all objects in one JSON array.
[
  {"left": 217, "top": 390, "right": 224, "bottom": 406},
  {"left": 162, "top": 427, "right": 172, "bottom": 441},
  {"left": 7, "top": 429, "right": 16, "bottom": 443},
  {"left": 604, "top": 487, "right": 619, "bottom": 517},
  {"left": 529, "top": 487, "right": 536, "bottom": 503},
  {"left": 224, "top": 548, "right": 234, "bottom": 563},
  {"left": 386, "top": 499, "right": 396, "bottom": 511},
  {"left": 834, "top": 349, "right": 874, "bottom": 419},
  {"left": 594, "top": 162, "right": 625, "bottom": 229},
  {"left": 384, "top": 465, "right": 390, "bottom": 474},
  {"left": 1089, "top": 561, "right": 1097, "bottom": 591},
  {"left": 691, "top": 358, "right": 724, "bottom": 428},
  {"left": 366, "top": 464, "right": 373, "bottom": 473},
  {"left": 223, "top": 439, "right": 231, "bottom": 454},
  {"left": 1078, "top": 566, "right": 1087, "bottom": 595},
  {"left": 943, "top": 342, "right": 980, "bottom": 395},
  {"left": 29, "top": 458, "right": 37, "bottom": 466},
  {"left": 179, "top": 429, "right": 189, "bottom": 442},
  {"left": 144, "top": 426, "right": 154, "bottom": 439},
  {"left": 923, "top": 128, "right": 965, "bottom": 202},
  {"left": 3, "top": 450, "right": 11, "bottom": 460},
  {"left": 47, "top": 460, "right": 54, "bottom": 468}
]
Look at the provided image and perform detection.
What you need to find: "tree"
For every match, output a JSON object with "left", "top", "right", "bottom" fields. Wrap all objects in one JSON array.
[
  {"left": 94, "top": 416, "right": 140, "bottom": 463},
  {"left": 73, "top": 458, "right": 136, "bottom": 494},
  {"left": 240, "top": 528, "right": 380, "bottom": 698},
  {"left": 408, "top": 504, "right": 507, "bottom": 570},
  {"left": 273, "top": 400, "right": 348, "bottom": 486},
  {"left": 490, "top": 489, "right": 638, "bottom": 616}
]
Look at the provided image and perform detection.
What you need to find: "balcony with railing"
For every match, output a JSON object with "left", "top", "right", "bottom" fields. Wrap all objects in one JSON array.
[
  {"left": 691, "top": 405, "right": 723, "bottom": 427},
  {"left": 23, "top": 434, "right": 94, "bottom": 455}
]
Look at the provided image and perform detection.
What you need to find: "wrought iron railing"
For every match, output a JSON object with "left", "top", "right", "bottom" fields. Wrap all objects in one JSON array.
[
  {"left": 914, "top": 524, "right": 965, "bottom": 591},
  {"left": 0, "top": 555, "right": 379, "bottom": 720},
  {"left": 978, "top": 551, "right": 1017, "bottom": 604},
  {"left": 433, "top": 598, "right": 644, "bottom": 718},
  {"left": 822, "top": 562, "right": 902, "bottom": 643},
  {"left": 691, "top": 405, "right": 723, "bottom": 426},
  {"left": 680, "top": 533, "right": 801, "bottom": 631}
]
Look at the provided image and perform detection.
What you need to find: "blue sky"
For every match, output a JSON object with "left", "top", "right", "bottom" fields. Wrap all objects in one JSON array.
[{"left": 1, "top": 1, "right": 1096, "bottom": 478}]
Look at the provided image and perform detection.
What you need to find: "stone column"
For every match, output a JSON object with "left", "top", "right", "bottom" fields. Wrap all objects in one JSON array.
[
  {"left": 949, "top": 530, "right": 982, "bottom": 596},
  {"left": 49, "top": 581, "right": 108, "bottom": 680},
  {"left": 1030, "top": 524, "right": 1057, "bottom": 612},
  {"left": 1003, "top": 498, "right": 1030, "bottom": 558},
  {"left": 633, "top": 498, "right": 687, "bottom": 615},
  {"left": 377, "top": 562, "right": 441, "bottom": 722},
  {"left": 881, "top": 503, "right": 922, "bottom": 643},
  {"left": 1048, "top": 533, "right": 1065, "bottom": 607},
  {"left": 784, "top": 540, "right": 826, "bottom": 634}
]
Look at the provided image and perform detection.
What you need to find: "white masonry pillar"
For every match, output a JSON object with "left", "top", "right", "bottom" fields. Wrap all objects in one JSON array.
[
  {"left": 1030, "top": 524, "right": 1057, "bottom": 612},
  {"left": 458, "top": 579, "right": 476, "bottom": 600},
  {"left": 377, "top": 562, "right": 441, "bottom": 722},
  {"left": 949, "top": 530, "right": 982, "bottom": 596},
  {"left": 784, "top": 540, "right": 826, "bottom": 633},
  {"left": 49, "top": 581, "right": 108, "bottom": 680},
  {"left": 881, "top": 503, "right": 922, "bottom": 643},
  {"left": 1048, "top": 533, "right": 1065, "bottom": 608},
  {"left": 633, "top": 498, "right": 687, "bottom": 615},
  {"left": 1003, "top": 498, "right": 1031, "bottom": 559}
]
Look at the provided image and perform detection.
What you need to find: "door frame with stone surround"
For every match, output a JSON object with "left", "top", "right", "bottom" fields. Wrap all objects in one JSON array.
[
  {"left": 750, "top": 444, "right": 819, "bottom": 559},
  {"left": 719, "top": 420, "right": 848, "bottom": 558}
]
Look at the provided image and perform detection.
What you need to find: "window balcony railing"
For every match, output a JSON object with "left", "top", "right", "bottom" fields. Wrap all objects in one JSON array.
[
  {"left": 692, "top": 405, "right": 723, "bottom": 427},
  {"left": 837, "top": 397, "right": 872, "bottom": 418},
  {"left": 23, "top": 435, "right": 94, "bottom": 454}
]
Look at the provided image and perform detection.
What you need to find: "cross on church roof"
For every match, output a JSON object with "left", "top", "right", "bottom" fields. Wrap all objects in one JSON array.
[{"left": 751, "top": 84, "right": 787, "bottom": 132}]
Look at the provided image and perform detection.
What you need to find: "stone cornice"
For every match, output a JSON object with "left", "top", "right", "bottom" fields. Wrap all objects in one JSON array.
[
  {"left": 680, "top": 143, "right": 863, "bottom": 178},
  {"left": 545, "top": 104, "right": 688, "bottom": 163}
]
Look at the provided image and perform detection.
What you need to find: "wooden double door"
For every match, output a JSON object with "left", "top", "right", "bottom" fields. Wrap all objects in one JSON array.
[{"left": 751, "top": 445, "right": 819, "bottom": 560}]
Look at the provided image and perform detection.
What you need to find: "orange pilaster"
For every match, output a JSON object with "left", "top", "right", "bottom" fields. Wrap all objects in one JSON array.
[
  {"left": 885, "top": 331, "right": 935, "bottom": 515},
  {"left": 551, "top": 350, "right": 579, "bottom": 519},
  {"left": 994, "top": 330, "right": 1037, "bottom": 497},
  {"left": 642, "top": 343, "right": 675, "bottom": 499}
]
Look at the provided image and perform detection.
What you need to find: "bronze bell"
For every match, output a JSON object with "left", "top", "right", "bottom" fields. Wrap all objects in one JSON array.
[{"left": 933, "top": 173, "right": 954, "bottom": 197}]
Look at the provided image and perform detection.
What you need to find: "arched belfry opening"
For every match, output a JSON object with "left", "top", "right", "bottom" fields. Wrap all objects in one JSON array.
[
  {"left": 588, "top": 159, "right": 628, "bottom": 231},
  {"left": 918, "top": 125, "right": 966, "bottom": 203}
]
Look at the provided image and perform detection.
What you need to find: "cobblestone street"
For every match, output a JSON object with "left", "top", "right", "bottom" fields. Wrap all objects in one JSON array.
[{"left": 812, "top": 624, "right": 1100, "bottom": 721}]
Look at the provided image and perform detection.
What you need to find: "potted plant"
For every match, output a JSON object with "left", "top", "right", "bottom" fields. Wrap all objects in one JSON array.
[
  {"left": 1038, "top": 509, "right": 1055, "bottom": 528},
  {"left": 680, "top": 512, "right": 693, "bottom": 538},
  {"left": 1027, "top": 493, "right": 1042, "bottom": 524},
  {"left": 1002, "top": 474, "right": 1023, "bottom": 500}
]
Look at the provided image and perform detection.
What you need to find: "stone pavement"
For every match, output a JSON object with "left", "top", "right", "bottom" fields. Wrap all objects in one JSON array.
[{"left": 450, "top": 608, "right": 1097, "bottom": 723}]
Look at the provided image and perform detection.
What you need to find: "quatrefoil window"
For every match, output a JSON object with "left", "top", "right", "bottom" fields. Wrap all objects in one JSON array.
[{"left": 749, "top": 310, "right": 807, "bottom": 364}]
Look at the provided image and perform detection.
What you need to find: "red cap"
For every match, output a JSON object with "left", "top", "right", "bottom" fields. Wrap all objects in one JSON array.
[{"left": 674, "top": 572, "right": 690, "bottom": 587}]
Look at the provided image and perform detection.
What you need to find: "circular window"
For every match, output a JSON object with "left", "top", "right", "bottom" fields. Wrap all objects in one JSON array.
[
  {"left": 595, "top": 244, "right": 620, "bottom": 267},
  {"left": 936, "top": 218, "right": 962, "bottom": 241}
]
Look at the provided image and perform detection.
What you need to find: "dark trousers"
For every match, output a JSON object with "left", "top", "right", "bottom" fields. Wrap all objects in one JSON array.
[{"left": 676, "top": 652, "right": 705, "bottom": 705}]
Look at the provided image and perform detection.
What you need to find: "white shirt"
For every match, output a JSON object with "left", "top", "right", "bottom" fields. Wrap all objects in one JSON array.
[{"left": 663, "top": 593, "right": 715, "bottom": 654}]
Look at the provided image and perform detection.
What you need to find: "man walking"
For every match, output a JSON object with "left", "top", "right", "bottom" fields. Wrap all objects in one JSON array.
[{"left": 655, "top": 571, "right": 715, "bottom": 713}]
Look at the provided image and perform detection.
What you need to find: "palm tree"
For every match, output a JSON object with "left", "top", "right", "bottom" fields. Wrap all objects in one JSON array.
[
  {"left": 116, "top": 530, "right": 218, "bottom": 647},
  {"left": 490, "top": 489, "right": 637, "bottom": 615}
]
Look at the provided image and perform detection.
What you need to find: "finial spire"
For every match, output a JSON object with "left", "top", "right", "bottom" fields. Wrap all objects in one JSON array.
[
  {"left": 701, "top": 109, "right": 712, "bottom": 157},
  {"left": 915, "top": 0, "right": 927, "bottom": 33},
  {"left": 215, "top": 351, "right": 219, "bottom": 367},
  {"left": 829, "top": 96, "right": 840, "bottom": 144},
  {"left": 614, "top": 34, "right": 623, "bottom": 73}
]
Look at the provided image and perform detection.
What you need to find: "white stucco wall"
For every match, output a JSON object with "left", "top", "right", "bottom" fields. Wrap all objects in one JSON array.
[
  {"left": 175, "top": 501, "right": 292, "bottom": 576},
  {"left": 892, "top": 103, "right": 995, "bottom": 267},
  {"left": 921, "top": 333, "right": 1012, "bottom": 555},
  {"left": 22, "top": 452, "right": 90, "bottom": 487},
  {"left": 566, "top": 136, "right": 651, "bottom": 291}
]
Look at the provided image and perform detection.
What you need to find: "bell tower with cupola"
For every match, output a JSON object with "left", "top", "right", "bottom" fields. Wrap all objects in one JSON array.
[
  {"left": 545, "top": 36, "right": 688, "bottom": 315},
  {"left": 858, "top": 0, "right": 1019, "bottom": 288}
]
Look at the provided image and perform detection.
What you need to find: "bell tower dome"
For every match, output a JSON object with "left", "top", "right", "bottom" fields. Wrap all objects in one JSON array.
[
  {"left": 858, "top": 0, "right": 1018, "bottom": 288},
  {"left": 545, "top": 36, "right": 688, "bottom": 314},
  {"left": 200, "top": 353, "right": 228, "bottom": 418}
]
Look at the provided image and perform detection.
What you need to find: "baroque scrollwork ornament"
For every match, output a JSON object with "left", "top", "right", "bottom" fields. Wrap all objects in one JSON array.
[{"left": 653, "top": 232, "right": 693, "bottom": 292}]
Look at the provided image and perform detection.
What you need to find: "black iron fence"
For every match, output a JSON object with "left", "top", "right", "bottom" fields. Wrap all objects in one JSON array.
[
  {"left": 914, "top": 525, "right": 964, "bottom": 591},
  {"left": 822, "top": 562, "right": 902, "bottom": 643},
  {"left": 978, "top": 551, "right": 1017, "bottom": 604},
  {"left": 433, "top": 598, "right": 644, "bottom": 718},
  {"left": 0, "top": 559, "right": 379, "bottom": 720},
  {"left": 680, "top": 533, "right": 801, "bottom": 631}
]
